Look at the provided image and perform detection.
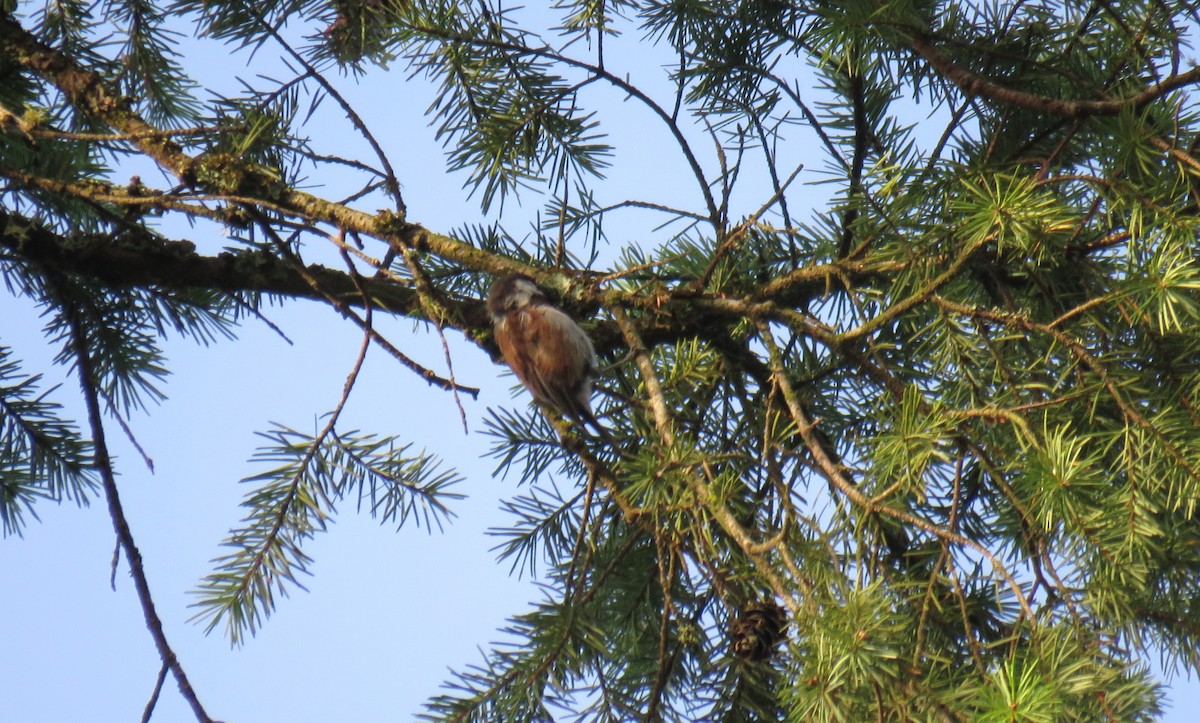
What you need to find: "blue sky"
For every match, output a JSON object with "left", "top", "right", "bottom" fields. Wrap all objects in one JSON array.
[{"left": 2, "top": 4, "right": 1199, "bottom": 720}]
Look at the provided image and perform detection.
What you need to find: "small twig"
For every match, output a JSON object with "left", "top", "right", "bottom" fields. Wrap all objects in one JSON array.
[
  {"left": 644, "top": 537, "right": 677, "bottom": 722},
  {"left": 336, "top": 180, "right": 386, "bottom": 207},
  {"left": 110, "top": 537, "right": 120, "bottom": 591},
  {"left": 436, "top": 328, "right": 470, "bottom": 434},
  {"left": 99, "top": 389, "right": 155, "bottom": 472},
  {"left": 671, "top": 47, "right": 686, "bottom": 122},
  {"left": 389, "top": 231, "right": 472, "bottom": 432},
  {"left": 691, "top": 163, "right": 804, "bottom": 293},
  {"left": 564, "top": 469, "right": 598, "bottom": 600},
  {"left": 294, "top": 149, "right": 387, "bottom": 179},
  {"left": 700, "top": 115, "right": 731, "bottom": 234},
  {"left": 1049, "top": 294, "right": 1115, "bottom": 329},
  {"left": 258, "top": 218, "right": 478, "bottom": 396},
  {"left": 140, "top": 662, "right": 170, "bottom": 723},
  {"left": 750, "top": 113, "right": 793, "bottom": 230},
  {"left": 949, "top": 571, "right": 987, "bottom": 672},
  {"left": 237, "top": 298, "right": 294, "bottom": 344},
  {"left": 576, "top": 198, "right": 710, "bottom": 224},
  {"left": 553, "top": 182, "right": 569, "bottom": 268}
]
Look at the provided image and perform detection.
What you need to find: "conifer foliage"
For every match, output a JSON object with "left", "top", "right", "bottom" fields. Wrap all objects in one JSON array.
[{"left": 5, "top": 0, "right": 1200, "bottom": 719}]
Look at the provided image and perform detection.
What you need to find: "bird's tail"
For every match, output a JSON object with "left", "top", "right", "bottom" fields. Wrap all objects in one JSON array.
[{"left": 577, "top": 409, "right": 618, "bottom": 448}]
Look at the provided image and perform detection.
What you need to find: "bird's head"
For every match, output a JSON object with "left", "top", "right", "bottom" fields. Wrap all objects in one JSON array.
[{"left": 487, "top": 273, "right": 546, "bottom": 321}]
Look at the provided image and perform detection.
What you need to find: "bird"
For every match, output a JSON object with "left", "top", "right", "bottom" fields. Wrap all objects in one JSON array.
[{"left": 487, "top": 273, "right": 608, "bottom": 438}]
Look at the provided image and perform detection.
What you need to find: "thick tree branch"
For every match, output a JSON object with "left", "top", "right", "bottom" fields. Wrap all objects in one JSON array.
[
  {"left": 910, "top": 32, "right": 1200, "bottom": 118},
  {"left": 0, "top": 206, "right": 474, "bottom": 323}
]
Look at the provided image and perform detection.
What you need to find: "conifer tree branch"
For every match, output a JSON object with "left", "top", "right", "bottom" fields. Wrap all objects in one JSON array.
[
  {"left": 245, "top": 7, "right": 406, "bottom": 214},
  {"left": 140, "top": 662, "right": 170, "bottom": 723},
  {"left": 756, "top": 321, "right": 1035, "bottom": 620},
  {"left": 51, "top": 276, "right": 216, "bottom": 723},
  {"left": 254, "top": 218, "right": 477, "bottom": 395},
  {"left": 0, "top": 13, "right": 497, "bottom": 276},
  {"left": 609, "top": 307, "right": 802, "bottom": 616},
  {"left": 932, "top": 296, "right": 1200, "bottom": 485},
  {"left": 0, "top": 206, "right": 453, "bottom": 322},
  {"left": 396, "top": 20, "right": 722, "bottom": 228},
  {"left": 0, "top": 166, "right": 242, "bottom": 224},
  {"left": 909, "top": 31, "right": 1200, "bottom": 118},
  {"left": 218, "top": 312, "right": 374, "bottom": 641},
  {"left": 7, "top": 2, "right": 1200, "bottom": 716}
]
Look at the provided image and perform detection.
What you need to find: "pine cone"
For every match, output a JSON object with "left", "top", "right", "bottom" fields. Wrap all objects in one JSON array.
[{"left": 730, "top": 601, "right": 788, "bottom": 662}]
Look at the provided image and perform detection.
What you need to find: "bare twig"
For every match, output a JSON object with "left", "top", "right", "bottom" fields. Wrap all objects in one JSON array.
[
  {"left": 99, "top": 389, "right": 155, "bottom": 472},
  {"left": 57, "top": 285, "right": 215, "bottom": 723},
  {"left": 140, "top": 662, "right": 170, "bottom": 723},
  {"left": 692, "top": 163, "right": 804, "bottom": 293},
  {"left": 389, "top": 230, "right": 473, "bottom": 432},
  {"left": 257, "top": 218, "right": 479, "bottom": 396}
]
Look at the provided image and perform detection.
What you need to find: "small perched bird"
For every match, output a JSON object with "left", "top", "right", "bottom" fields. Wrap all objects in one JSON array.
[{"left": 487, "top": 273, "right": 607, "bottom": 437}]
